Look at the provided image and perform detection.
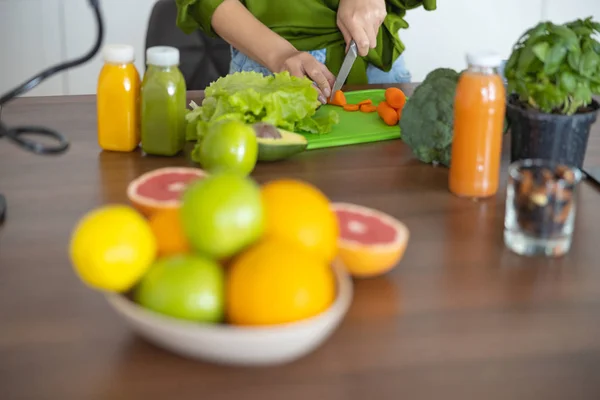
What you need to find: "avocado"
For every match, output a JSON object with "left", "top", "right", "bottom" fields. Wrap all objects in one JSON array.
[{"left": 252, "top": 123, "right": 308, "bottom": 162}]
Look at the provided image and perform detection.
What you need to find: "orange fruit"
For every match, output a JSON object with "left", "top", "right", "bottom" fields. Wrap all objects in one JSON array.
[
  {"left": 148, "top": 208, "right": 191, "bottom": 257},
  {"left": 332, "top": 202, "right": 409, "bottom": 278},
  {"left": 227, "top": 238, "right": 336, "bottom": 326},
  {"left": 260, "top": 179, "right": 339, "bottom": 263},
  {"left": 127, "top": 167, "right": 207, "bottom": 217}
]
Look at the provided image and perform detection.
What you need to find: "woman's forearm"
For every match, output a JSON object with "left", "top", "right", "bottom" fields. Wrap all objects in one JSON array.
[{"left": 211, "top": 0, "right": 296, "bottom": 72}]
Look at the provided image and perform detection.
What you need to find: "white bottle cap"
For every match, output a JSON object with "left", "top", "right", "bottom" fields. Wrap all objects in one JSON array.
[
  {"left": 466, "top": 51, "right": 503, "bottom": 68},
  {"left": 102, "top": 44, "right": 135, "bottom": 64},
  {"left": 146, "top": 46, "right": 180, "bottom": 67}
]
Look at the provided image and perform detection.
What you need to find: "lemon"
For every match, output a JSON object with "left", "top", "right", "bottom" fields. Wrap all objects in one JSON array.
[{"left": 69, "top": 205, "right": 157, "bottom": 292}]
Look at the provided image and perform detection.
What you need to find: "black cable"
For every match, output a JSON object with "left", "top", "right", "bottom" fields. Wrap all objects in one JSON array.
[
  {"left": 0, "top": 0, "right": 104, "bottom": 155},
  {"left": 0, "top": 0, "right": 104, "bottom": 224}
]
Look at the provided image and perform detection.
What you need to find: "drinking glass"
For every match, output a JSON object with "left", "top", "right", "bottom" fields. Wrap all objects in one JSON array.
[{"left": 504, "top": 159, "right": 582, "bottom": 257}]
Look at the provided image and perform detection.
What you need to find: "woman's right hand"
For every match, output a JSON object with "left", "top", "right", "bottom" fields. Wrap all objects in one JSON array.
[{"left": 273, "top": 51, "right": 336, "bottom": 104}]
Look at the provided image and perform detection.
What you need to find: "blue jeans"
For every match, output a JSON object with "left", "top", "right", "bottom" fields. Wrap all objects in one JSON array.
[{"left": 230, "top": 47, "right": 412, "bottom": 84}]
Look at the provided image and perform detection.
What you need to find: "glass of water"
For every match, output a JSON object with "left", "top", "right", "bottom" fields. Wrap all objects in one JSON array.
[{"left": 504, "top": 159, "right": 582, "bottom": 257}]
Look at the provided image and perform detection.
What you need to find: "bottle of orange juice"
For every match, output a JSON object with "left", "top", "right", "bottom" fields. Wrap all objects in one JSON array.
[
  {"left": 96, "top": 44, "right": 141, "bottom": 152},
  {"left": 449, "top": 52, "right": 506, "bottom": 199}
]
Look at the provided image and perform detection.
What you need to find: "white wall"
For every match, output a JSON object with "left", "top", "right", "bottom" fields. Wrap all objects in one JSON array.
[
  {"left": 0, "top": 0, "right": 599, "bottom": 96},
  {"left": 402, "top": 0, "right": 544, "bottom": 80},
  {"left": 0, "top": 0, "right": 156, "bottom": 97},
  {"left": 0, "top": 0, "right": 65, "bottom": 96}
]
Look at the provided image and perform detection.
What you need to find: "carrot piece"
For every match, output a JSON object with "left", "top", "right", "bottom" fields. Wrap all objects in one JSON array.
[
  {"left": 384, "top": 87, "right": 407, "bottom": 110},
  {"left": 343, "top": 104, "right": 360, "bottom": 111},
  {"left": 377, "top": 101, "right": 399, "bottom": 126},
  {"left": 396, "top": 107, "right": 403, "bottom": 121},
  {"left": 360, "top": 104, "right": 377, "bottom": 113},
  {"left": 328, "top": 90, "right": 347, "bottom": 106},
  {"left": 357, "top": 99, "right": 373, "bottom": 106}
]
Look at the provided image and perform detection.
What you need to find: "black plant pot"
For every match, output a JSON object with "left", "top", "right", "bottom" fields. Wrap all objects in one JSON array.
[{"left": 506, "top": 94, "right": 599, "bottom": 169}]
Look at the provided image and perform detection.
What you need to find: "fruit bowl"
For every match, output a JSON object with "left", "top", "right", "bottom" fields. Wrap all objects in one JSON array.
[{"left": 104, "top": 260, "right": 353, "bottom": 367}]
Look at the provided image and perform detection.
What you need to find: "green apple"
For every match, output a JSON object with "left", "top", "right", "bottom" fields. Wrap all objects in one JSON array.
[
  {"left": 180, "top": 172, "right": 264, "bottom": 260},
  {"left": 134, "top": 255, "right": 225, "bottom": 323},
  {"left": 197, "top": 120, "right": 258, "bottom": 176}
]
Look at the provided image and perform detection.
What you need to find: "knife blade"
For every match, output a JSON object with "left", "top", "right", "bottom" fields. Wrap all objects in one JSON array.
[{"left": 329, "top": 40, "right": 358, "bottom": 102}]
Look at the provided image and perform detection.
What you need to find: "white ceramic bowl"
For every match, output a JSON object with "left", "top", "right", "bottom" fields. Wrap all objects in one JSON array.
[{"left": 105, "top": 260, "right": 353, "bottom": 366}]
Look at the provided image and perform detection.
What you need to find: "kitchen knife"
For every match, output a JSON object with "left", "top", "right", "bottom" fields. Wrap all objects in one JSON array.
[{"left": 329, "top": 40, "right": 358, "bottom": 102}]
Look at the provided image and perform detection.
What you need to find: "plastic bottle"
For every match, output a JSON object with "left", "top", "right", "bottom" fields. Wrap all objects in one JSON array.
[
  {"left": 96, "top": 44, "right": 141, "bottom": 152},
  {"left": 449, "top": 52, "right": 506, "bottom": 198},
  {"left": 140, "top": 46, "right": 187, "bottom": 156}
]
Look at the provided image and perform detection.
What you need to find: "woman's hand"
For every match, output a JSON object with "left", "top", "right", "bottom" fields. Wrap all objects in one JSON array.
[
  {"left": 337, "top": 0, "right": 387, "bottom": 56},
  {"left": 211, "top": 0, "right": 335, "bottom": 103},
  {"left": 274, "top": 50, "right": 336, "bottom": 104}
]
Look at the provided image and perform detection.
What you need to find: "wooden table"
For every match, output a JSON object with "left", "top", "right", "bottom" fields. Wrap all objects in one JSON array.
[{"left": 1, "top": 84, "right": 600, "bottom": 399}]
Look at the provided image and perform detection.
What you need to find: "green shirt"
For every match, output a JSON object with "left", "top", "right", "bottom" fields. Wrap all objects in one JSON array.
[{"left": 175, "top": 0, "right": 436, "bottom": 84}]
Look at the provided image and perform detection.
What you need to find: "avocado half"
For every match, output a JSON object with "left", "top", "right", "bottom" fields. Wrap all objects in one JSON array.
[{"left": 255, "top": 128, "right": 308, "bottom": 162}]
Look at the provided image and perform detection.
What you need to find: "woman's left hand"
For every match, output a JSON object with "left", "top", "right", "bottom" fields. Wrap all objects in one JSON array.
[{"left": 337, "top": 0, "right": 387, "bottom": 57}]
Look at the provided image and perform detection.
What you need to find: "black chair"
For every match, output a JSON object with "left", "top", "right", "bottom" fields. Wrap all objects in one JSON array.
[{"left": 145, "top": 0, "right": 231, "bottom": 90}]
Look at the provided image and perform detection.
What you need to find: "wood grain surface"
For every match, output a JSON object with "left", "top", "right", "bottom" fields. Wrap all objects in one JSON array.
[{"left": 1, "top": 84, "right": 600, "bottom": 399}]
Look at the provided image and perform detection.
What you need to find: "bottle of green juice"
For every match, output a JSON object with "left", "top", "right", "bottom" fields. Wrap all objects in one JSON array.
[{"left": 140, "top": 46, "right": 187, "bottom": 156}]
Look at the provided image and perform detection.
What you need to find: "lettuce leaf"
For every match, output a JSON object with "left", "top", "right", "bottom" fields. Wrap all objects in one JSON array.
[{"left": 185, "top": 71, "right": 338, "bottom": 141}]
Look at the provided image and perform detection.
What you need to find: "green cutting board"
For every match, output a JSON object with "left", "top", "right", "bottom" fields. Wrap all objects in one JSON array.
[{"left": 301, "top": 89, "right": 401, "bottom": 150}]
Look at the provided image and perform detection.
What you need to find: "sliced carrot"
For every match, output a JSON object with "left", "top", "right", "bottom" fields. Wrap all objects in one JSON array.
[
  {"left": 384, "top": 87, "right": 407, "bottom": 110},
  {"left": 377, "top": 101, "right": 399, "bottom": 126},
  {"left": 357, "top": 99, "right": 373, "bottom": 106},
  {"left": 360, "top": 104, "right": 377, "bottom": 113},
  {"left": 343, "top": 104, "right": 360, "bottom": 111},
  {"left": 396, "top": 107, "right": 403, "bottom": 121},
  {"left": 328, "top": 90, "right": 347, "bottom": 106}
]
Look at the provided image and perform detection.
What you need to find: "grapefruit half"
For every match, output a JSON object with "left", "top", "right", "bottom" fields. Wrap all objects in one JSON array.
[
  {"left": 332, "top": 202, "right": 409, "bottom": 278},
  {"left": 127, "top": 167, "right": 208, "bottom": 216}
]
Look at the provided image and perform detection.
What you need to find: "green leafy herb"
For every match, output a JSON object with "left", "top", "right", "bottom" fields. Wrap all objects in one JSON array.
[
  {"left": 185, "top": 71, "right": 339, "bottom": 142},
  {"left": 505, "top": 16, "right": 600, "bottom": 115}
]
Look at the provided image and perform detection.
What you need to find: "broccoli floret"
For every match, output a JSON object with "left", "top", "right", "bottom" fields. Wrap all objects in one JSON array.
[
  {"left": 423, "top": 68, "right": 461, "bottom": 83},
  {"left": 400, "top": 68, "right": 460, "bottom": 166}
]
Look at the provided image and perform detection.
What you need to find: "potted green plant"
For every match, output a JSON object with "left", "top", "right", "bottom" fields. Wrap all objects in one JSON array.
[{"left": 504, "top": 17, "right": 600, "bottom": 169}]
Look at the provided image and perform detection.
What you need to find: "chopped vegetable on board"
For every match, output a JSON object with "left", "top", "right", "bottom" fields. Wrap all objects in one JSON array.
[
  {"left": 360, "top": 104, "right": 377, "bottom": 113},
  {"left": 326, "top": 87, "right": 407, "bottom": 125},
  {"left": 384, "top": 87, "right": 406, "bottom": 110},
  {"left": 377, "top": 101, "right": 399, "bottom": 126},
  {"left": 329, "top": 90, "right": 347, "bottom": 106}
]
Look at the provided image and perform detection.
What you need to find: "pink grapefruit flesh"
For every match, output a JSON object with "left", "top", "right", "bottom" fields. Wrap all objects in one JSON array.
[
  {"left": 336, "top": 209, "right": 398, "bottom": 246},
  {"left": 136, "top": 171, "right": 202, "bottom": 202},
  {"left": 127, "top": 167, "right": 207, "bottom": 216},
  {"left": 332, "top": 202, "right": 409, "bottom": 277}
]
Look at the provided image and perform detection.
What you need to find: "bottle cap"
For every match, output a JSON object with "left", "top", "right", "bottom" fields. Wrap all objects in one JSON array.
[
  {"left": 466, "top": 51, "right": 503, "bottom": 68},
  {"left": 102, "top": 44, "right": 135, "bottom": 64},
  {"left": 146, "top": 46, "right": 180, "bottom": 67}
]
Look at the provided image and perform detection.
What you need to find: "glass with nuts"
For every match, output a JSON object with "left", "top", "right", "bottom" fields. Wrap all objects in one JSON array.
[{"left": 504, "top": 159, "right": 582, "bottom": 257}]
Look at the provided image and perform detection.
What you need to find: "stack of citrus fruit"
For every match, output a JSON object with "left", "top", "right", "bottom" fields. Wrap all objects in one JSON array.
[{"left": 69, "top": 167, "right": 343, "bottom": 327}]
